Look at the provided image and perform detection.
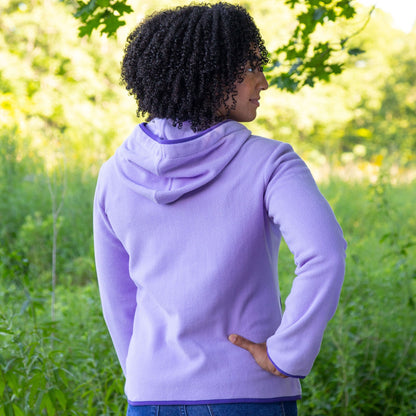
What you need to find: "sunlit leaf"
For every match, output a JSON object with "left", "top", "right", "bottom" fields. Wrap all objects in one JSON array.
[
  {"left": 74, "top": 0, "right": 97, "bottom": 18},
  {"left": 100, "top": 13, "right": 126, "bottom": 36}
]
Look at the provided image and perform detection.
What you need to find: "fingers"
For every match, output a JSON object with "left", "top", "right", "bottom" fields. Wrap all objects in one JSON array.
[
  {"left": 228, "top": 333, "right": 288, "bottom": 378},
  {"left": 228, "top": 334, "right": 256, "bottom": 353}
]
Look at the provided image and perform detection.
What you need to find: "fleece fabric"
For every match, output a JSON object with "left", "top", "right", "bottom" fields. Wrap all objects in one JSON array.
[{"left": 93, "top": 119, "right": 347, "bottom": 405}]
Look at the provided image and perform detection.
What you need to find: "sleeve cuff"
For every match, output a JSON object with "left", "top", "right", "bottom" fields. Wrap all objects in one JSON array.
[{"left": 267, "top": 351, "right": 306, "bottom": 379}]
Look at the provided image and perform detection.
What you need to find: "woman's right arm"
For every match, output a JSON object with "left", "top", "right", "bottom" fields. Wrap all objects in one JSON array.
[{"left": 93, "top": 175, "right": 137, "bottom": 375}]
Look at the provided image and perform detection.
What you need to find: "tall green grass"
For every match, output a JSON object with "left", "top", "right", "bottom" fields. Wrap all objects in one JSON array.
[
  {"left": 1, "top": 136, "right": 415, "bottom": 415},
  {"left": 298, "top": 178, "right": 416, "bottom": 415}
]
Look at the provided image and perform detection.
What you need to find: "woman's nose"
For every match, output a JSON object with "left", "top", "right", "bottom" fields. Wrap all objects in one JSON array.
[{"left": 258, "top": 71, "right": 268, "bottom": 91}]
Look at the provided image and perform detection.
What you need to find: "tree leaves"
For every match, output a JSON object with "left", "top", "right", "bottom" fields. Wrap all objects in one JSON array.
[
  {"left": 72, "top": 0, "right": 366, "bottom": 91},
  {"left": 74, "top": 0, "right": 133, "bottom": 37},
  {"left": 265, "top": 0, "right": 360, "bottom": 92}
]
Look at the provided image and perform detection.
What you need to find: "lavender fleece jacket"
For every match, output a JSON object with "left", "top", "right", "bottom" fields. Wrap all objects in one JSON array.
[{"left": 93, "top": 119, "right": 347, "bottom": 405}]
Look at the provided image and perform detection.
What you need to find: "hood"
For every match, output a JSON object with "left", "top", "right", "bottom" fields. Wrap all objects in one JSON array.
[{"left": 113, "top": 119, "right": 252, "bottom": 204}]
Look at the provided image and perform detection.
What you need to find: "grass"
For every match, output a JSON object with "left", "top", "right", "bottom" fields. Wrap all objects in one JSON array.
[{"left": 1, "top": 144, "right": 415, "bottom": 414}]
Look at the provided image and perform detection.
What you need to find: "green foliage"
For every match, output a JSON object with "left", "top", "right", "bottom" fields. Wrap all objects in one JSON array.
[
  {"left": 0, "top": 252, "right": 126, "bottom": 415},
  {"left": 343, "top": 35, "right": 416, "bottom": 164},
  {"left": 72, "top": 0, "right": 363, "bottom": 92},
  {"left": 1, "top": 0, "right": 416, "bottom": 414},
  {"left": 16, "top": 212, "right": 59, "bottom": 279},
  {"left": 75, "top": 0, "right": 134, "bottom": 37},
  {"left": 297, "top": 178, "right": 416, "bottom": 415},
  {"left": 2, "top": 0, "right": 414, "bottom": 166},
  {"left": 0, "top": 0, "right": 139, "bottom": 170},
  {"left": 266, "top": 0, "right": 359, "bottom": 91},
  {"left": 0, "top": 131, "right": 47, "bottom": 250},
  {"left": 2, "top": 155, "right": 416, "bottom": 414}
]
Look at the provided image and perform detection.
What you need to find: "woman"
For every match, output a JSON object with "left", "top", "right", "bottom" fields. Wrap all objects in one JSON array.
[{"left": 93, "top": 3, "right": 347, "bottom": 415}]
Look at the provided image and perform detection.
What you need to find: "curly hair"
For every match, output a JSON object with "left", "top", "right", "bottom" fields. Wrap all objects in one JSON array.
[{"left": 121, "top": 2, "right": 268, "bottom": 131}]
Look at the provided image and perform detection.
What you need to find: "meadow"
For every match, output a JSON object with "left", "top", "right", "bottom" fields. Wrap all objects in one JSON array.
[
  {"left": 1, "top": 133, "right": 415, "bottom": 415},
  {"left": 1, "top": 0, "right": 416, "bottom": 414}
]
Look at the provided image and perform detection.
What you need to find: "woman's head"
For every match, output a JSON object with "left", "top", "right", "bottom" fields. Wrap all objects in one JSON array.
[{"left": 121, "top": 2, "right": 269, "bottom": 131}]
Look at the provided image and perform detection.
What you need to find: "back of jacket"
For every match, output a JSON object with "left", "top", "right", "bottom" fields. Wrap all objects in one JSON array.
[{"left": 93, "top": 119, "right": 346, "bottom": 404}]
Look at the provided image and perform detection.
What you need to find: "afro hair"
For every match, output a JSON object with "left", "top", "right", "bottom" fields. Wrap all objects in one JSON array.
[{"left": 121, "top": 2, "right": 268, "bottom": 131}]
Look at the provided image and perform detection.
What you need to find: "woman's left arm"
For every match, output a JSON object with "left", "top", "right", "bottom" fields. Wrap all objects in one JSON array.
[{"left": 262, "top": 143, "right": 347, "bottom": 378}]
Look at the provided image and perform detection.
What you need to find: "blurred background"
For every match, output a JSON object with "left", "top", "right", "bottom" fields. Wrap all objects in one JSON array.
[{"left": 0, "top": 1, "right": 415, "bottom": 415}]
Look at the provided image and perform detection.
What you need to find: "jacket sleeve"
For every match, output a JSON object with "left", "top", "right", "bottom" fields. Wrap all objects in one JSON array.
[
  {"left": 264, "top": 143, "right": 347, "bottom": 378},
  {"left": 93, "top": 174, "right": 137, "bottom": 375}
]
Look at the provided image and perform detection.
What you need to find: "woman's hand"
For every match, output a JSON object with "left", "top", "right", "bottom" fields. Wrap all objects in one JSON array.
[{"left": 228, "top": 334, "right": 288, "bottom": 378}]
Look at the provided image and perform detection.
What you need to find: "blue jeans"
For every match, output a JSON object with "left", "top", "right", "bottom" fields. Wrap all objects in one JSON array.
[{"left": 127, "top": 402, "right": 297, "bottom": 416}]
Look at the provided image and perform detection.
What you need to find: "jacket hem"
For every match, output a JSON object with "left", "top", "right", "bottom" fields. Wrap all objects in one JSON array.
[{"left": 127, "top": 396, "right": 301, "bottom": 406}]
